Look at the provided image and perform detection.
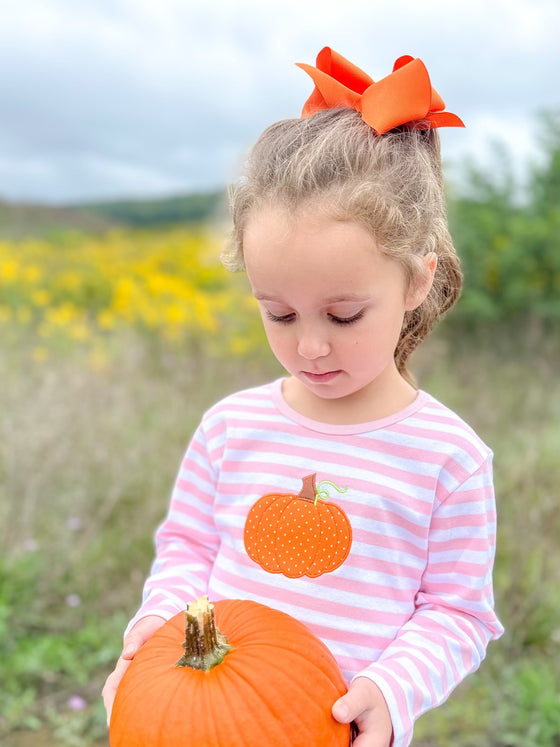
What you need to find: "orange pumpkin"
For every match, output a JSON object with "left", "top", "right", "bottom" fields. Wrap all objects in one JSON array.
[
  {"left": 244, "top": 474, "right": 352, "bottom": 578},
  {"left": 109, "top": 596, "right": 350, "bottom": 747}
]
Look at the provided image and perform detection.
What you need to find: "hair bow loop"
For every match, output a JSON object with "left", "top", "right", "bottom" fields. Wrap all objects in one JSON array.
[
  {"left": 296, "top": 47, "right": 374, "bottom": 117},
  {"left": 297, "top": 47, "right": 464, "bottom": 134}
]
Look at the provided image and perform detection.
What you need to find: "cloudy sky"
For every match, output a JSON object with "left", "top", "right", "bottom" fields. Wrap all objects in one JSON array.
[{"left": 1, "top": 0, "right": 558, "bottom": 205}]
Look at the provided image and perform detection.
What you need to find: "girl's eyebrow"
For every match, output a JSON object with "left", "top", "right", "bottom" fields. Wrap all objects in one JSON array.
[
  {"left": 323, "top": 294, "right": 371, "bottom": 304},
  {"left": 253, "top": 292, "right": 371, "bottom": 303}
]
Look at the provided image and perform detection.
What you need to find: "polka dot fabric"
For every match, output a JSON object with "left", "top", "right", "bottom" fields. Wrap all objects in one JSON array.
[{"left": 244, "top": 474, "right": 352, "bottom": 578}]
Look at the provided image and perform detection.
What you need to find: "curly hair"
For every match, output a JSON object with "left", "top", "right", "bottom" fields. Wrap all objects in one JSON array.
[{"left": 222, "top": 108, "right": 462, "bottom": 383}]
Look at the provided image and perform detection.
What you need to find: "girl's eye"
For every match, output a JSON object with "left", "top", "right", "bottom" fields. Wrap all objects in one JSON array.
[
  {"left": 265, "top": 310, "right": 295, "bottom": 324},
  {"left": 328, "top": 310, "right": 365, "bottom": 325},
  {"left": 264, "top": 308, "right": 365, "bottom": 325}
]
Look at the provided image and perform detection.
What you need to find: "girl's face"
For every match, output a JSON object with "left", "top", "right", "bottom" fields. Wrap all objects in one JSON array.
[{"left": 243, "top": 206, "right": 435, "bottom": 423}]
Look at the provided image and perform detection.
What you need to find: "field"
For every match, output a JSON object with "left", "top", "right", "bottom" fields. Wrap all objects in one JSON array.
[{"left": 1, "top": 225, "right": 559, "bottom": 746}]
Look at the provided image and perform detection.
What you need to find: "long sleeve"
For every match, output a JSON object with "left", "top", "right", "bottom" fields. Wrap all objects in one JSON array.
[
  {"left": 126, "top": 422, "right": 220, "bottom": 632},
  {"left": 357, "top": 455, "right": 503, "bottom": 747}
]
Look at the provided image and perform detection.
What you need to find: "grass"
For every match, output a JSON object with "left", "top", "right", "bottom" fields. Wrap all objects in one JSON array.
[
  {"left": 1, "top": 327, "right": 559, "bottom": 745},
  {"left": 412, "top": 329, "right": 560, "bottom": 746}
]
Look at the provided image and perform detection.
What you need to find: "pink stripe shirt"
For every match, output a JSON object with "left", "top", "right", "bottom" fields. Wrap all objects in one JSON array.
[{"left": 129, "top": 380, "right": 503, "bottom": 746}]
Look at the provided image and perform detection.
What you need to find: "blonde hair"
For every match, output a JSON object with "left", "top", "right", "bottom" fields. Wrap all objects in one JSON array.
[{"left": 222, "top": 108, "right": 462, "bottom": 382}]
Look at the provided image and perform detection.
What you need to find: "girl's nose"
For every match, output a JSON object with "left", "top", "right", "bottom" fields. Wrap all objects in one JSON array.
[{"left": 297, "top": 329, "right": 330, "bottom": 360}]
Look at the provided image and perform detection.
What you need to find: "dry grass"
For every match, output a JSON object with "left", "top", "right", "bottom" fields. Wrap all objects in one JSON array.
[
  {"left": 1, "top": 336, "right": 278, "bottom": 607},
  {"left": 1, "top": 328, "right": 559, "bottom": 745}
]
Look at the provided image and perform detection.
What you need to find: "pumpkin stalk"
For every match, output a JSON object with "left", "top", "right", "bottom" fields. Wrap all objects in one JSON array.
[
  {"left": 298, "top": 473, "right": 348, "bottom": 506},
  {"left": 298, "top": 474, "right": 317, "bottom": 502},
  {"left": 176, "top": 595, "right": 232, "bottom": 671}
]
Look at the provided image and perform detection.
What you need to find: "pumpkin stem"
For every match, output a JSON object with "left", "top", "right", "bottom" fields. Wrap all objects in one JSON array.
[
  {"left": 176, "top": 595, "right": 232, "bottom": 671},
  {"left": 298, "top": 474, "right": 317, "bottom": 502}
]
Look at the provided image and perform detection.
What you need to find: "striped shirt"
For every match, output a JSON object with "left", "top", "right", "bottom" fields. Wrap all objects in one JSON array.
[{"left": 130, "top": 379, "right": 503, "bottom": 746}]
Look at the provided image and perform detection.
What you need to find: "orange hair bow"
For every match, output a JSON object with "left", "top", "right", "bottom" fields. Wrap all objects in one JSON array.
[{"left": 296, "top": 47, "right": 464, "bottom": 134}]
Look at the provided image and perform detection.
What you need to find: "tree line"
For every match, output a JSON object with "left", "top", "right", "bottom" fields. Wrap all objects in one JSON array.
[{"left": 449, "top": 111, "right": 560, "bottom": 329}]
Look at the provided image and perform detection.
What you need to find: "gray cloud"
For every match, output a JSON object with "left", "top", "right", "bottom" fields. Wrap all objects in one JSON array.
[{"left": 1, "top": 0, "right": 558, "bottom": 203}]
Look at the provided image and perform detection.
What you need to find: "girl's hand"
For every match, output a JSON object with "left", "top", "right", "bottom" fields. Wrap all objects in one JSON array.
[
  {"left": 102, "top": 615, "right": 166, "bottom": 724},
  {"left": 332, "top": 677, "right": 393, "bottom": 747}
]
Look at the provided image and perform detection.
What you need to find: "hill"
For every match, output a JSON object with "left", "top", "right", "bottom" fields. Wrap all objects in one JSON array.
[
  {"left": 81, "top": 190, "right": 225, "bottom": 227},
  {"left": 0, "top": 190, "right": 225, "bottom": 239},
  {"left": 0, "top": 200, "right": 116, "bottom": 239}
]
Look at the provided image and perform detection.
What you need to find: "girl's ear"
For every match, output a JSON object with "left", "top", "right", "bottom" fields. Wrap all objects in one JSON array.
[{"left": 405, "top": 252, "right": 437, "bottom": 311}]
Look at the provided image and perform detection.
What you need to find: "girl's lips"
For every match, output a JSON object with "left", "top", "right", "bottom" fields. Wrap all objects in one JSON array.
[{"left": 302, "top": 370, "right": 341, "bottom": 384}]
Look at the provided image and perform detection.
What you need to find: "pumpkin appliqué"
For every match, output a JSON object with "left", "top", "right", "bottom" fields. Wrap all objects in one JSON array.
[{"left": 244, "top": 474, "right": 352, "bottom": 578}]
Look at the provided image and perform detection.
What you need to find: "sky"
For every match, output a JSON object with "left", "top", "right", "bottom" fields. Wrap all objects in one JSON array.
[{"left": 1, "top": 0, "right": 558, "bottom": 205}]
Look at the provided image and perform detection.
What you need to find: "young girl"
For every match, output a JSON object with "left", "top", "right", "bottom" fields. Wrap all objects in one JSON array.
[{"left": 103, "top": 48, "right": 503, "bottom": 746}]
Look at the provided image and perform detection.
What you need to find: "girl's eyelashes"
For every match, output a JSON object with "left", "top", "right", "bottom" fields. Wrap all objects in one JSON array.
[
  {"left": 328, "top": 309, "right": 365, "bottom": 325},
  {"left": 264, "top": 309, "right": 365, "bottom": 325},
  {"left": 264, "top": 310, "right": 296, "bottom": 324}
]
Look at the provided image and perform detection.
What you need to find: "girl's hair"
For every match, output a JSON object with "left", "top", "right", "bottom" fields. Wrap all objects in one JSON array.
[{"left": 222, "top": 107, "right": 463, "bottom": 383}]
